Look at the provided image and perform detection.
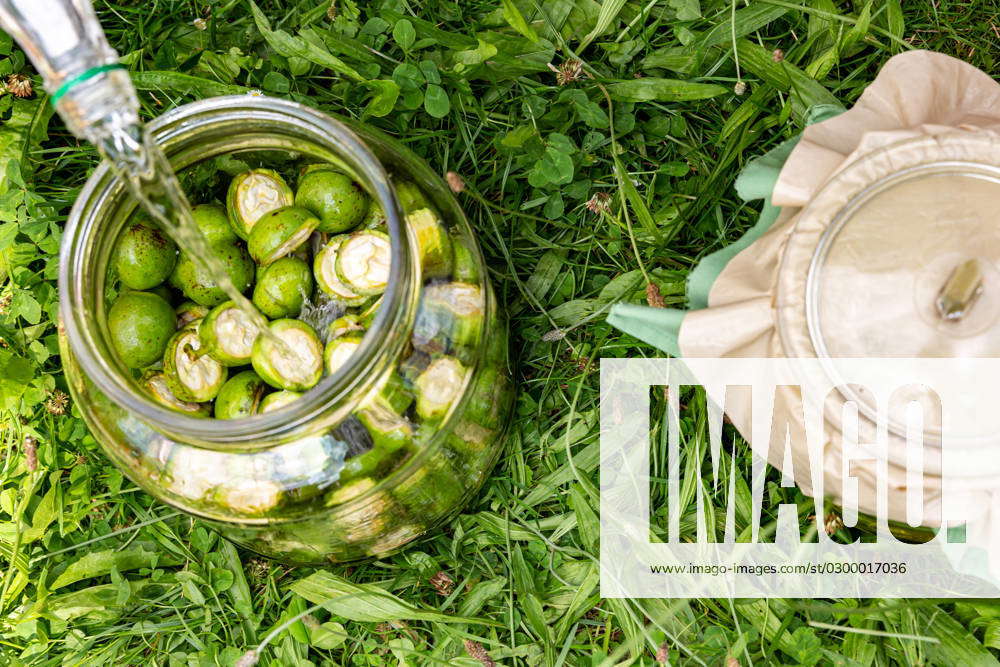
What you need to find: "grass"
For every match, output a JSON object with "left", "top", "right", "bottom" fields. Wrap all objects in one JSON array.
[{"left": 2, "top": 0, "right": 1000, "bottom": 664}]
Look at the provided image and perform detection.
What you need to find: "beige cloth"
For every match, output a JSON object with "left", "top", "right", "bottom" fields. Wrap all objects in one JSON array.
[{"left": 677, "top": 51, "right": 1000, "bottom": 535}]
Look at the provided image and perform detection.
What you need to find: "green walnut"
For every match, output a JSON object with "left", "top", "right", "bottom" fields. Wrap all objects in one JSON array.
[
  {"left": 113, "top": 222, "right": 177, "bottom": 290},
  {"left": 414, "top": 356, "right": 466, "bottom": 421},
  {"left": 191, "top": 204, "right": 238, "bottom": 245},
  {"left": 198, "top": 301, "right": 263, "bottom": 366},
  {"left": 450, "top": 229, "right": 481, "bottom": 284},
  {"left": 313, "top": 236, "right": 366, "bottom": 305},
  {"left": 362, "top": 203, "right": 387, "bottom": 230},
  {"left": 247, "top": 206, "right": 319, "bottom": 267},
  {"left": 358, "top": 295, "right": 384, "bottom": 329},
  {"left": 411, "top": 282, "right": 484, "bottom": 359},
  {"left": 334, "top": 440, "right": 395, "bottom": 487},
  {"left": 169, "top": 241, "right": 255, "bottom": 306},
  {"left": 107, "top": 290, "right": 176, "bottom": 369},
  {"left": 324, "top": 334, "right": 364, "bottom": 376},
  {"left": 259, "top": 390, "right": 302, "bottom": 413},
  {"left": 227, "top": 169, "right": 294, "bottom": 240},
  {"left": 299, "top": 163, "right": 339, "bottom": 177},
  {"left": 175, "top": 301, "right": 209, "bottom": 329},
  {"left": 371, "top": 371, "right": 414, "bottom": 416},
  {"left": 327, "top": 313, "right": 364, "bottom": 340},
  {"left": 163, "top": 327, "right": 228, "bottom": 402},
  {"left": 142, "top": 370, "right": 211, "bottom": 417},
  {"left": 252, "top": 319, "right": 324, "bottom": 391},
  {"left": 252, "top": 256, "right": 313, "bottom": 319},
  {"left": 334, "top": 230, "right": 391, "bottom": 296},
  {"left": 406, "top": 208, "right": 453, "bottom": 279},
  {"left": 356, "top": 402, "right": 413, "bottom": 451},
  {"left": 294, "top": 169, "right": 369, "bottom": 234},
  {"left": 395, "top": 180, "right": 432, "bottom": 213},
  {"left": 214, "top": 370, "right": 267, "bottom": 419}
]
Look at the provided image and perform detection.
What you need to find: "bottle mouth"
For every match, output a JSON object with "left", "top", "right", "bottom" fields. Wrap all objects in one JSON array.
[{"left": 59, "top": 96, "right": 413, "bottom": 447}]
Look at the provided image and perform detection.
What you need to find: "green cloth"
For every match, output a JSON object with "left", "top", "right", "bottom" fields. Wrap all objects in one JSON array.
[
  {"left": 607, "top": 104, "right": 844, "bottom": 355},
  {"left": 605, "top": 304, "right": 685, "bottom": 357}
]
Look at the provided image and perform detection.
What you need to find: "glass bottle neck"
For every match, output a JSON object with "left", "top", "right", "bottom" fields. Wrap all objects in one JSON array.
[{"left": 0, "top": 0, "right": 140, "bottom": 142}]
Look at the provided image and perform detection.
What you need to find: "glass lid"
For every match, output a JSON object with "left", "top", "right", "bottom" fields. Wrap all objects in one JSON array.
[
  {"left": 776, "top": 132, "right": 1000, "bottom": 449},
  {"left": 808, "top": 166, "right": 1000, "bottom": 358}
]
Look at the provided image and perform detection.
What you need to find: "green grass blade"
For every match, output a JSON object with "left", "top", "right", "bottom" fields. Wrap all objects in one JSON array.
[
  {"left": 289, "top": 571, "right": 501, "bottom": 625},
  {"left": 578, "top": 0, "right": 627, "bottom": 51}
]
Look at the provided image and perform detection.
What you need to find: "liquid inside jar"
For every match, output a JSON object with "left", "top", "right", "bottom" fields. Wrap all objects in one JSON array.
[{"left": 62, "top": 99, "right": 513, "bottom": 564}]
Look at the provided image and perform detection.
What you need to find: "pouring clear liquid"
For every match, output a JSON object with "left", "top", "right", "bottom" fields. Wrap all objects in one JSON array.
[{"left": 0, "top": 1, "right": 307, "bottom": 359}]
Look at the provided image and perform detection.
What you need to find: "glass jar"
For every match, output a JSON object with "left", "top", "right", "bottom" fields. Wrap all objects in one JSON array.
[{"left": 58, "top": 96, "right": 514, "bottom": 564}]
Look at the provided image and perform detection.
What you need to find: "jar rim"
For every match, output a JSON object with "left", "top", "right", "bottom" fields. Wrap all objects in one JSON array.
[{"left": 59, "top": 95, "right": 412, "bottom": 446}]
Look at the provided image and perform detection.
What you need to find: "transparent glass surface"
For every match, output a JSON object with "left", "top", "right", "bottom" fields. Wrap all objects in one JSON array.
[
  {"left": 778, "top": 132, "right": 1000, "bottom": 447},
  {"left": 809, "top": 168, "right": 1000, "bottom": 359},
  {"left": 58, "top": 97, "right": 514, "bottom": 564}
]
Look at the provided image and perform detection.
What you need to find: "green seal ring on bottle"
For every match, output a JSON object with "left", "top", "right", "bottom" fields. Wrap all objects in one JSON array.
[{"left": 50, "top": 63, "right": 128, "bottom": 107}]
